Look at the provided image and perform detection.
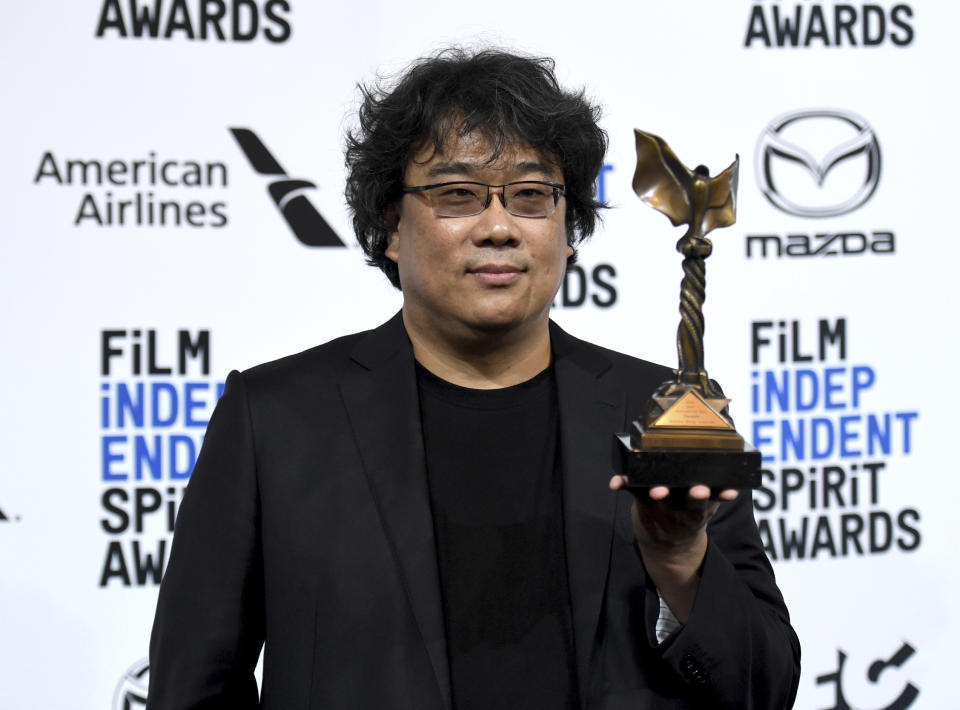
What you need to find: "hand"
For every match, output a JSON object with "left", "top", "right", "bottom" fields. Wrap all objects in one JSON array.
[
  {"left": 608, "top": 477, "right": 738, "bottom": 621},
  {"left": 609, "top": 479, "right": 738, "bottom": 553}
]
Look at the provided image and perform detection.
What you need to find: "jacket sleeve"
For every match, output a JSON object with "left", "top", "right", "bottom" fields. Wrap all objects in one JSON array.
[
  {"left": 656, "top": 492, "right": 801, "bottom": 709},
  {"left": 147, "top": 370, "right": 264, "bottom": 710}
]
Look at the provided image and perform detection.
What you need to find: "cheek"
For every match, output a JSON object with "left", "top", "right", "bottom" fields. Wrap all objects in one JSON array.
[
  {"left": 396, "top": 229, "right": 453, "bottom": 288},
  {"left": 407, "top": 223, "right": 462, "bottom": 264}
]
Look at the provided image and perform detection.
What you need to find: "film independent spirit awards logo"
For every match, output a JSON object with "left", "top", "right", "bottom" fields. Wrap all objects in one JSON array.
[
  {"left": 113, "top": 658, "right": 149, "bottom": 710},
  {"left": 816, "top": 641, "right": 919, "bottom": 710},
  {"left": 756, "top": 109, "right": 881, "bottom": 218}
]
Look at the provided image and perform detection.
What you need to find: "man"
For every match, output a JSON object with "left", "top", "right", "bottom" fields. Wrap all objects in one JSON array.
[{"left": 148, "top": 49, "right": 800, "bottom": 709}]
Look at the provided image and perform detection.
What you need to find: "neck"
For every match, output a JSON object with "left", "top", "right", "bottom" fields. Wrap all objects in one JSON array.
[{"left": 402, "top": 310, "right": 552, "bottom": 389}]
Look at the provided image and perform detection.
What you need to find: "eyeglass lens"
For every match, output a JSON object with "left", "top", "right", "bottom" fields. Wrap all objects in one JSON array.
[{"left": 428, "top": 183, "right": 559, "bottom": 218}]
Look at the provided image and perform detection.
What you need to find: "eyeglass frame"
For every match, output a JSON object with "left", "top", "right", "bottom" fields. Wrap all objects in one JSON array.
[{"left": 401, "top": 180, "right": 566, "bottom": 218}]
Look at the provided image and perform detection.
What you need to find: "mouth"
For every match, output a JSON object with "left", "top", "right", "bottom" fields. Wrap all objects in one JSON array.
[{"left": 468, "top": 263, "right": 526, "bottom": 286}]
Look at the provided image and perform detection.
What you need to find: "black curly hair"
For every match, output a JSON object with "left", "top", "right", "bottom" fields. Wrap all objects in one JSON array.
[{"left": 344, "top": 47, "right": 609, "bottom": 289}]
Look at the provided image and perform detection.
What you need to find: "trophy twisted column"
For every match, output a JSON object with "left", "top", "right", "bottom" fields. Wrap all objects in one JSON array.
[
  {"left": 672, "top": 234, "right": 721, "bottom": 397},
  {"left": 677, "top": 254, "right": 706, "bottom": 378}
]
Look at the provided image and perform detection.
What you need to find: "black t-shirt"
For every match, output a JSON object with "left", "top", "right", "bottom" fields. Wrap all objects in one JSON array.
[{"left": 417, "top": 363, "right": 579, "bottom": 710}]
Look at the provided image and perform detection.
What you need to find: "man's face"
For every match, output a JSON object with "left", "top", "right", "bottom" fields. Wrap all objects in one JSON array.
[{"left": 386, "top": 133, "right": 571, "bottom": 339}]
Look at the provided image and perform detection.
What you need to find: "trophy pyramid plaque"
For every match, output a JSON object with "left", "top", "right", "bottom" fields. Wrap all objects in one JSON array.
[{"left": 615, "top": 130, "right": 761, "bottom": 489}]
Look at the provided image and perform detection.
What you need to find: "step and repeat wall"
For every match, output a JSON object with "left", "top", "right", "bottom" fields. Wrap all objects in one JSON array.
[{"left": 2, "top": 1, "right": 957, "bottom": 708}]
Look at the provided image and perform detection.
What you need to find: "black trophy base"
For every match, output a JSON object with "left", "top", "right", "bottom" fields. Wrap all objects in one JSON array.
[{"left": 613, "top": 433, "right": 762, "bottom": 489}]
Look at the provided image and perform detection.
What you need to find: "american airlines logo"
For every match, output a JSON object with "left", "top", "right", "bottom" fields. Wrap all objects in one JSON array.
[
  {"left": 230, "top": 128, "right": 346, "bottom": 247},
  {"left": 755, "top": 109, "right": 881, "bottom": 218}
]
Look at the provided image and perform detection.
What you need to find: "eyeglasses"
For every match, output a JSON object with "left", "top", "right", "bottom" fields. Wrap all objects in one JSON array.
[{"left": 402, "top": 180, "right": 565, "bottom": 218}]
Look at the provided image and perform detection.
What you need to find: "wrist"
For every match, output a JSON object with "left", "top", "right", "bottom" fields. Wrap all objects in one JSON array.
[
  {"left": 639, "top": 537, "right": 708, "bottom": 623},
  {"left": 638, "top": 535, "right": 707, "bottom": 585},
  {"left": 636, "top": 528, "right": 708, "bottom": 561}
]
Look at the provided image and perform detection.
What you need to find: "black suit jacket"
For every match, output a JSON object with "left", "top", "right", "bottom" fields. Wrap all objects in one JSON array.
[{"left": 148, "top": 313, "right": 800, "bottom": 709}]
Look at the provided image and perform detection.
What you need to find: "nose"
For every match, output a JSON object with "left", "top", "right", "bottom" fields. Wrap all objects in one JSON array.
[{"left": 473, "top": 187, "right": 519, "bottom": 247}]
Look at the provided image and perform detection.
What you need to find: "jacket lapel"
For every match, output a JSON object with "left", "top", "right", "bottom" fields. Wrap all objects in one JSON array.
[
  {"left": 551, "top": 322, "right": 625, "bottom": 705},
  {"left": 338, "top": 313, "right": 451, "bottom": 709}
]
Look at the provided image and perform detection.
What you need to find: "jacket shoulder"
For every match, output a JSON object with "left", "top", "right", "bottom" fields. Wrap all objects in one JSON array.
[
  {"left": 550, "top": 321, "right": 673, "bottom": 382},
  {"left": 240, "top": 330, "right": 366, "bottom": 386},
  {"left": 238, "top": 312, "right": 407, "bottom": 392},
  {"left": 593, "top": 340, "right": 671, "bottom": 377}
]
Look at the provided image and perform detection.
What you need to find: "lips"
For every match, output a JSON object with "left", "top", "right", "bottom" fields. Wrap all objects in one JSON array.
[
  {"left": 468, "top": 263, "right": 525, "bottom": 286},
  {"left": 470, "top": 263, "right": 523, "bottom": 274}
]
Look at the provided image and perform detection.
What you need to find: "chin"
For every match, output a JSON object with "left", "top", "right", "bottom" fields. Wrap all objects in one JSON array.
[{"left": 462, "top": 306, "right": 548, "bottom": 334}]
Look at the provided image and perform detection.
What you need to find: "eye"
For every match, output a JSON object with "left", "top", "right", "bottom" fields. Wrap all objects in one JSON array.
[
  {"left": 515, "top": 185, "right": 551, "bottom": 198},
  {"left": 508, "top": 183, "right": 553, "bottom": 205},
  {"left": 513, "top": 188, "right": 542, "bottom": 199},
  {"left": 435, "top": 185, "right": 482, "bottom": 203}
]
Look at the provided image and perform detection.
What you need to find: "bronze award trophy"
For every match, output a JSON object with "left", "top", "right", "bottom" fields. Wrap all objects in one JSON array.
[{"left": 614, "top": 130, "right": 761, "bottom": 489}]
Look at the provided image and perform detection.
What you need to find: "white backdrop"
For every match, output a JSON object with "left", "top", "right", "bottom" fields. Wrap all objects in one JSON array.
[{"left": 2, "top": 1, "right": 957, "bottom": 708}]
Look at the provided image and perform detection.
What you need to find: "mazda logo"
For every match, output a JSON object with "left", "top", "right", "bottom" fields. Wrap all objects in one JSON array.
[{"left": 756, "top": 109, "right": 881, "bottom": 218}]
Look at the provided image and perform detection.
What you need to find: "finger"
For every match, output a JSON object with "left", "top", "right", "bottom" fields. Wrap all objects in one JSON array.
[
  {"left": 609, "top": 475, "right": 629, "bottom": 491},
  {"left": 688, "top": 484, "right": 712, "bottom": 500},
  {"left": 687, "top": 486, "right": 740, "bottom": 501},
  {"left": 648, "top": 486, "right": 670, "bottom": 501}
]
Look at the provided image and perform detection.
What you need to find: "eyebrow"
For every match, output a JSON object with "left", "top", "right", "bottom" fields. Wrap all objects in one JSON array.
[{"left": 425, "top": 160, "right": 559, "bottom": 180}]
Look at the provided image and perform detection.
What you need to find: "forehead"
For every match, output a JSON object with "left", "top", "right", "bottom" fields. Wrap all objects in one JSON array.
[{"left": 406, "top": 132, "right": 560, "bottom": 181}]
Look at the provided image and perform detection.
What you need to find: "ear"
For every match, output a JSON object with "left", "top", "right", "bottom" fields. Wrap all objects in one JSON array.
[
  {"left": 386, "top": 232, "right": 400, "bottom": 264},
  {"left": 566, "top": 244, "right": 574, "bottom": 258},
  {"left": 385, "top": 203, "right": 400, "bottom": 264}
]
